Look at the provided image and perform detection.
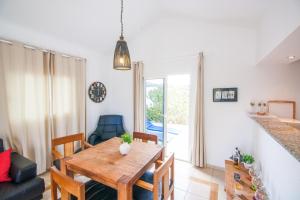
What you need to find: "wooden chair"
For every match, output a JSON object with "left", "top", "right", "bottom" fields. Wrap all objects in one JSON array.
[
  {"left": 134, "top": 153, "right": 175, "bottom": 200},
  {"left": 50, "top": 166, "right": 85, "bottom": 200},
  {"left": 133, "top": 131, "right": 158, "bottom": 144},
  {"left": 50, "top": 166, "right": 117, "bottom": 200},
  {"left": 51, "top": 133, "right": 93, "bottom": 169}
]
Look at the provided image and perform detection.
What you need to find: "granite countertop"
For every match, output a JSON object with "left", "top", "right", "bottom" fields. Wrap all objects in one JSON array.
[{"left": 250, "top": 114, "right": 300, "bottom": 162}]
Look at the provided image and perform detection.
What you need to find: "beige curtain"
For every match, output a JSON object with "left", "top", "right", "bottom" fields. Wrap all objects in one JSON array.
[
  {"left": 133, "top": 61, "right": 145, "bottom": 132},
  {"left": 0, "top": 41, "right": 51, "bottom": 173},
  {"left": 50, "top": 53, "right": 86, "bottom": 138},
  {"left": 0, "top": 40, "right": 86, "bottom": 173},
  {"left": 192, "top": 52, "right": 205, "bottom": 167}
]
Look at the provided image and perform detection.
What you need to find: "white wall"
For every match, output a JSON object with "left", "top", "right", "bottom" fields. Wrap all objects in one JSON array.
[
  {"left": 124, "top": 16, "right": 300, "bottom": 167},
  {"left": 257, "top": 0, "right": 300, "bottom": 62},
  {"left": 0, "top": 19, "right": 105, "bottom": 135}
]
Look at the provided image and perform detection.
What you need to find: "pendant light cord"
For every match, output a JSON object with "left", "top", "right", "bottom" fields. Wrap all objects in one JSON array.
[{"left": 120, "top": 0, "right": 124, "bottom": 37}]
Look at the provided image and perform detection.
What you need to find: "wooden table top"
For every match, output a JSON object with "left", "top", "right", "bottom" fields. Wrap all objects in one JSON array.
[{"left": 64, "top": 137, "right": 164, "bottom": 189}]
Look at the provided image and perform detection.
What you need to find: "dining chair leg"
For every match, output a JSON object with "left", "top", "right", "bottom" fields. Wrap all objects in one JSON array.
[{"left": 51, "top": 177, "right": 57, "bottom": 200}]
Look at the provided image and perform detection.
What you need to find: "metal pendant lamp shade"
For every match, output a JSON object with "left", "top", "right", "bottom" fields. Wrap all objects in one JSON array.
[
  {"left": 113, "top": 0, "right": 131, "bottom": 70},
  {"left": 113, "top": 36, "right": 131, "bottom": 70}
]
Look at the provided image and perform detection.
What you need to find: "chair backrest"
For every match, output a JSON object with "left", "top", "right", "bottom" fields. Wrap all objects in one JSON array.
[
  {"left": 50, "top": 166, "right": 85, "bottom": 200},
  {"left": 51, "top": 133, "right": 85, "bottom": 157},
  {"left": 153, "top": 153, "right": 175, "bottom": 200},
  {"left": 0, "top": 138, "right": 4, "bottom": 152},
  {"left": 96, "top": 115, "right": 125, "bottom": 139},
  {"left": 133, "top": 131, "right": 158, "bottom": 144}
]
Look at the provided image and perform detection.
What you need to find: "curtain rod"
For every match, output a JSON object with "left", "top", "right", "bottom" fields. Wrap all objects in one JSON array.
[{"left": 0, "top": 38, "right": 86, "bottom": 61}]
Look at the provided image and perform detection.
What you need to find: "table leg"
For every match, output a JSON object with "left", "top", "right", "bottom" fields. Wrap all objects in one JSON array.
[{"left": 117, "top": 175, "right": 132, "bottom": 200}]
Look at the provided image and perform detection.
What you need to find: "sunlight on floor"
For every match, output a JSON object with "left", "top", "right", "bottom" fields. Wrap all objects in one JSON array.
[{"left": 41, "top": 160, "right": 226, "bottom": 200}]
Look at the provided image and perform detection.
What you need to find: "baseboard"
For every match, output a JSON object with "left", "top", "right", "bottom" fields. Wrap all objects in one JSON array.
[{"left": 206, "top": 163, "right": 225, "bottom": 171}]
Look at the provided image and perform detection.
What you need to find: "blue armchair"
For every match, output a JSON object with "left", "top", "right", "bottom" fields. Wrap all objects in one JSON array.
[{"left": 88, "top": 115, "right": 125, "bottom": 145}]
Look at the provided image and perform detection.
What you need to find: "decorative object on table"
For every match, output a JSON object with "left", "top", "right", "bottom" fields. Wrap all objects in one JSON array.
[
  {"left": 233, "top": 172, "right": 241, "bottom": 182},
  {"left": 254, "top": 186, "right": 268, "bottom": 200},
  {"left": 250, "top": 100, "right": 256, "bottom": 113},
  {"left": 230, "top": 147, "right": 242, "bottom": 166},
  {"left": 248, "top": 163, "right": 267, "bottom": 199},
  {"left": 234, "top": 182, "right": 243, "bottom": 196},
  {"left": 256, "top": 101, "right": 267, "bottom": 115},
  {"left": 250, "top": 183, "right": 257, "bottom": 191},
  {"left": 213, "top": 88, "right": 238, "bottom": 102},
  {"left": 88, "top": 82, "right": 106, "bottom": 103},
  {"left": 242, "top": 154, "right": 255, "bottom": 169},
  {"left": 113, "top": 0, "right": 131, "bottom": 70},
  {"left": 119, "top": 133, "right": 132, "bottom": 155}
]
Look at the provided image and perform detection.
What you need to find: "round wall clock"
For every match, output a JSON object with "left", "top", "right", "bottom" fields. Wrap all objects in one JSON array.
[{"left": 88, "top": 82, "right": 106, "bottom": 103}]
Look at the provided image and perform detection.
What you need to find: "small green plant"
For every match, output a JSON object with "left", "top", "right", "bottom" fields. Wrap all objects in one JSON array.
[
  {"left": 121, "top": 133, "right": 132, "bottom": 144},
  {"left": 242, "top": 154, "right": 255, "bottom": 164}
]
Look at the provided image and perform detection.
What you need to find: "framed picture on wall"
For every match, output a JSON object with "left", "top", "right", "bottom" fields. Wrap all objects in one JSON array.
[{"left": 213, "top": 88, "right": 238, "bottom": 102}]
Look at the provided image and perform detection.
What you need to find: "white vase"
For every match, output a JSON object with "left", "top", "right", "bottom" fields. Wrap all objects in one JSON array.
[
  {"left": 243, "top": 162, "right": 253, "bottom": 169},
  {"left": 119, "top": 142, "right": 131, "bottom": 155}
]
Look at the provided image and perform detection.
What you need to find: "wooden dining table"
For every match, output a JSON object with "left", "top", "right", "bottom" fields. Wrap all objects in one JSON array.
[{"left": 61, "top": 137, "right": 164, "bottom": 200}]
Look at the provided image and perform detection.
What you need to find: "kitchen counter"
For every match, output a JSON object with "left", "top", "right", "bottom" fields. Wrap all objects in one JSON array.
[{"left": 249, "top": 114, "right": 300, "bottom": 162}]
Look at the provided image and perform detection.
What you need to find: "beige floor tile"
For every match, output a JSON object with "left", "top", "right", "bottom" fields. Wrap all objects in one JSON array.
[
  {"left": 175, "top": 175, "right": 191, "bottom": 191},
  {"left": 187, "top": 181, "right": 211, "bottom": 198},
  {"left": 185, "top": 192, "right": 209, "bottom": 200},
  {"left": 174, "top": 188, "right": 187, "bottom": 200},
  {"left": 211, "top": 168, "right": 226, "bottom": 200}
]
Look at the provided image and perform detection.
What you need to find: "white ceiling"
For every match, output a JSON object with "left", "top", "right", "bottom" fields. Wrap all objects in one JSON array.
[
  {"left": 258, "top": 26, "right": 300, "bottom": 65},
  {"left": 0, "top": 0, "right": 272, "bottom": 52}
]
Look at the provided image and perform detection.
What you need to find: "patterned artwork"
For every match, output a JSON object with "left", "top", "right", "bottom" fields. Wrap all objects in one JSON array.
[
  {"left": 88, "top": 82, "right": 106, "bottom": 103},
  {"left": 213, "top": 88, "right": 238, "bottom": 102}
]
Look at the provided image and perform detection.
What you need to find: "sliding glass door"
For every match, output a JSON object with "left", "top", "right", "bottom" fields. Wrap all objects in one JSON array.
[
  {"left": 145, "top": 79, "right": 166, "bottom": 145},
  {"left": 145, "top": 75, "right": 191, "bottom": 161}
]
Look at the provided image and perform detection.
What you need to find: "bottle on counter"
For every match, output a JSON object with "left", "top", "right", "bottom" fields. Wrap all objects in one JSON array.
[{"left": 233, "top": 147, "right": 241, "bottom": 166}]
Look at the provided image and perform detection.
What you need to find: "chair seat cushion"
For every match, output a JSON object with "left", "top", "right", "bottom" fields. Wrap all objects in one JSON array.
[
  {"left": 0, "top": 176, "right": 45, "bottom": 200},
  {"left": 69, "top": 180, "right": 117, "bottom": 200},
  {"left": 53, "top": 148, "right": 82, "bottom": 170},
  {"left": 133, "top": 171, "right": 162, "bottom": 200},
  {"left": 53, "top": 159, "right": 61, "bottom": 170}
]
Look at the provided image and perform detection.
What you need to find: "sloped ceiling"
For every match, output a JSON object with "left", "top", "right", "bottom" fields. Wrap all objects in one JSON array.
[{"left": 0, "top": 0, "right": 271, "bottom": 53}]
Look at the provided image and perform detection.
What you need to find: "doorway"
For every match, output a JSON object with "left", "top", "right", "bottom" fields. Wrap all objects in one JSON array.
[{"left": 145, "top": 75, "right": 191, "bottom": 161}]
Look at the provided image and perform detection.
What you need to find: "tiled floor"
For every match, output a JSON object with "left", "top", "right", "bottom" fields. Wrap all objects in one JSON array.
[{"left": 41, "top": 160, "right": 226, "bottom": 200}]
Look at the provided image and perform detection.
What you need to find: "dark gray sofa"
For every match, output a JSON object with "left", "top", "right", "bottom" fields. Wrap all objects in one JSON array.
[{"left": 0, "top": 138, "right": 45, "bottom": 200}]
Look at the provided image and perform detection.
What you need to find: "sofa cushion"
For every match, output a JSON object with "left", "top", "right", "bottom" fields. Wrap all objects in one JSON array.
[
  {"left": 0, "top": 176, "right": 45, "bottom": 200},
  {"left": 10, "top": 152, "right": 36, "bottom": 183},
  {"left": 0, "top": 148, "right": 12, "bottom": 182}
]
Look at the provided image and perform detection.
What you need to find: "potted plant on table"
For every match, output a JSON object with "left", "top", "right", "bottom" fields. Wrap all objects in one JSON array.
[
  {"left": 242, "top": 154, "right": 255, "bottom": 169},
  {"left": 119, "top": 133, "right": 132, "bottom": 155}
]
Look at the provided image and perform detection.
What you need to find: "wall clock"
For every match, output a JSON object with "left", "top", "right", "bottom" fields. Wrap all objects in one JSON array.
[{"left": 88, "top": 82, "right": 106, "bottom": 103}]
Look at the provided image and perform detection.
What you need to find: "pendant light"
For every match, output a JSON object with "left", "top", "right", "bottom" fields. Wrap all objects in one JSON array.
[{"left": 113, "top": 0, "right": 131, "bottom": 70}]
